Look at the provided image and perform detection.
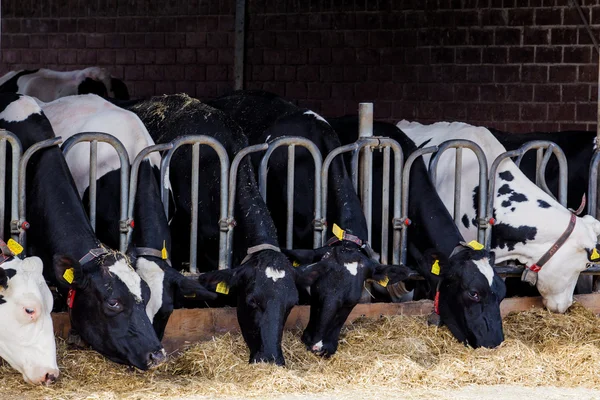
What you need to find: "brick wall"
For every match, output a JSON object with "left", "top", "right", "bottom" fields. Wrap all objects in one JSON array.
[{"left": 2, "top": 1, "right": 600, "bottom": 132}]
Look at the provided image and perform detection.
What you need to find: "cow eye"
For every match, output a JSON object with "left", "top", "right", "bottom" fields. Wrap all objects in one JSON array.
[
  {"left": 467, "top": 290, "right": 480, "bottom": 302},
  {"left": 24, "top": 308, "right": 35, "bottom": 315}
]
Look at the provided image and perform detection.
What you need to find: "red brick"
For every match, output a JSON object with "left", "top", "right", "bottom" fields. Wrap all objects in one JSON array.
[
  {"left": 404, "top": 84, "right": 428, "bottom": 101},
  {"left": 393, "top": 65, "right": 418, "bottom": 83},
  {"left": 564, "top": 47, "right": 591, "bottom": 63},
  {"left": 548, "top": 104, "right": 576, "bottom": 120},
  {"left": 77, "top": 50, "right": 97, "bottom": 64},
  {"left": 468, "top": 29, "right": 494, "bottom": 46},
  {"left": 308, "top": 13, "right": 332, "bottom": 30},
  {"left": 196, "top": 48, "right": 218, "bottom": 64},
  {"left": 40, "top": 50, "right": 58, "bottom": 65},
  {"left": 427, "top": 83, "right": 454, "bottom": 101},
  {"left": 343, "top": 66, "right": 368, "bottom": 82},
  {"left": 105, "top": 33, "right": 124, "bottom": 48},
  {"left": 507, "top": 8, "right": 534, "bottom": 25},
  {"left": 286, "top": 14, "right": 308, "bottom": 30},
  {"left": 195, "top": 82, "right": 218, "bottom": 99},
  {"left": 482, "top": 47, "right": 508, "bottom": 64},
  {"left": 1, "top": 49, "right": 20, "bottom": 64},
  {"left": 297, "top": 66, "right": 319, "bottom": 81},
  {"left": 520, "top": 103, "right": 548, "bottom": 121},
  {"left": 454, "top": 84, "right": 479, "bottom": 101},
  {"left": 155, "top": 49, "right": 176, "bottom": 65},
  {"left": 275, "top": 32, "right": 299, "bottom": 49},
  {"left": 136, "top": 50, "right": 155, "bottom": 64},
  {"left": 418, "top": 102, "right": 443, "bottom": 120},
  {"left": 551, "top": 28, "right": 577, "bottom": 45},
  {"left": 578, "top": 27, "right": 600, "bottom": 45},
  {"left": 522, "top": 65, "right": 548, "bottom": 83},
  {"left": 393, "top": 30, "right": 418, "bottom": 47},
  {"left": 467, "top": 65, "right": 494, "bottom": 83},
  {"left": 535, "top": 46, "right": 562, "bottom": 63},
  {"left": 373, "top": 101, "right": 392, "bottom": 119},
  {"left": 125, "top": 66, "right": 145, "bottom": 80},
  {"left": 183, "top": 65, "right": 205, "bottom": 81},
  {"left": 494, "top": 103, "right": 520, "bottom": 121},
  {"left": 561, "top": 122, "right": 589, "bottom": 131},
  {"left": 505, "top": 85, "right": 533, "bottom": 101},
  {"left": 309, "top": 48, "right": 332, "bottom": 65},
  {"left": 524, "top": 27, "right": 550, "bottom": 45},
  {"left": 96, "top": 19, "right": 115, "bottom": 33},
  {"left": 441, "top": 103, "right": 467, "bottom": 120},
  {"left": 430, "top": 47, "right": 455, "bottom": 64},
  {"left": 504, "top": 122, "right": 534, "bottom": 133},
  {"left": 481, "top": 8, "right": 507, "bottom": 25},
  {"left": 264, "top": 49, "right": 286, "bottom": 65},
  {"left": 379, "top": 82, "right": 403, "bottom": 100},
  {"left": 535, "top": 8, "right": 562, "bottom": 25},
  {"left": 509, "top": 46, "right": 534, "bottom": 63},
  {"left": 534, "top": 85, "right": 561, "bottom": 102},
  {"left": 369, "top": 31, "right": 393, "bottom": 48},
  {"left": 404, "top": 48, "right": 430, "bottom": 65},
  {"left": 252, "top": 65, "right": 273, "bottom": 81},
  {"left": 393, "top": 101, "right": 417, "bottom": 120},
  {"left": 494, "top": 65, "right": 520, "bottom": 83},
  {"left": 298, "top": 32, "right": 322, "bottom": 49},
  {"left": 134, "top": 81, "right": 156, "bottom": 98},
  {"left": 275, "top": 66, "right": 296, "bottom": 82},
  {"left": 164, "top": 65, "right": 185, "bottom": 81},
  {"left": 332, "top": 83, "right": 356, "bottom": 99},
  {"left": 344, "top": 31, "right": 369, "bottom": 48},
  {"left": 156, "top": 81, "right": 175, "bottom": 95},
  {"left": 176, "top": 49, "right": 196, "bottom": 63},
  {"left": 96, "top": 50, "right": 116, "bottom": 65},
  {"left": 207, "top": 32, "right": 229, "bottom": 48},
  {"left": 321, "top": 32, "right": 344, "bottom": 47},
  {"left": 494, "top": 28, "right": 521, "bottom": 45},
  {"left": 455, "top": 10, "right": 479, "bottom": 26},
  {"left": 579, "top": 65, "right": 598, "bottom": 82},
  {"left": 354, "top": 82, "right": 379, "bottom": 101},
  {"left": 207, "top": 65, "right": 228, "bottom": 81},
  {"left": 577, "top": 103, "right": 597, "bottom": 121},
  {"left": 58, "top": 49, "right": 77, "bottom": 64},
  {"left": 286, "top": 82, "right": 308, "bottom": 99},
  {"left": 549, "top": 65, "right": 577, "bottom": 83},
  {"left": 116, "top": 50, "right": 136, "bottom": 65},
  {"left": 481, "top": 84, "right": 504, "bottom": 101},
  {"left": 562, "top": 84, "right": 590, "bottom": 102},
  {"left": 218, "top": 48, "right": 233, "bottom": 64},
  {"left": 456, "top": 48, "right": 481, "bottom": 64},
  {"left": 286, "top": 50, "right": 308, "bottom": 65},
  {"left": 58, "top": 19, "right": 77, "bottom": 32},
  {"left": 177, "top": 16, "right": 198, "bottom": 32},
  {"left": 356, "top": 48, "right": 380, "bottom": 65}
]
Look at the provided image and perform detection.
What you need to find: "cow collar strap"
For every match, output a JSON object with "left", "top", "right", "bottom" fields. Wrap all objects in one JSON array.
[
  {"left": 327, "top": 223, "right": 363, "bottom": 247},
  {"left": 527, "top": 213, "right": 577, "bottom": 274},
  {"left": 0, "top": 240, "right": 14, "bottom": 267},
  {"left": 78, "top": 247, "right": 110, "bottom": 266},
  {"left": 241, "top": 243, "right": 281, "bottom": 265},
  {"left": 130, "top": 247, "right": 172, "bottom": 267}
]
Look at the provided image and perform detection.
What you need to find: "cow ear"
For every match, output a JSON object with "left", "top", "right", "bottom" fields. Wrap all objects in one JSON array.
[
  {"left": 294, "top": 262, "right": 329, "bottom": 287},
  {"left": 0, "top": 268, "right": 8, "bottom": 290},
  {"left": 167, "top": 269, "right": 218, "bottom": 301},
  {"left": 368, "top": 261, "right": 419, "bottom": 284},
  {"left": 281, "top": 247, "right": 330, "bottom": 265},
  {"left": 197, "top": 269, "right": 239, "bottom": 295},
  {"left": 110, "top": 78, "right": 130, "bottom": 100},
  {"left": 53, "top": 255, "right": 84, "bottom": 289}
]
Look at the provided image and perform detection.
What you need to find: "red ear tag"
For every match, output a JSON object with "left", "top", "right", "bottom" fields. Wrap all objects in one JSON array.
[
  {"left": 67, "top": 289, "right": 76, "bottom": 309},
  {"left": 434, "top": 291, "right": 440, "bottom": 315}
]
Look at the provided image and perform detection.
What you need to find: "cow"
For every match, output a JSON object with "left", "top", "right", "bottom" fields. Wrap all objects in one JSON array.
[
  {"left": 329, "top": 116, "right": 506, "bottom": 349},
  {"left": 399, "top": 120, "right": 600, "bottom": 313},
  {"left": 0, "top": 93, "right": 165, "bottom": 370},
  {"left": 122, "top": 93, "right": 323, "bottom": 366},
  {"left": 0, "top": 67, "right": 129, "bottom": 102},
  {"left": 0, "top": 243, "right": 59, "bottom": 385},
  {"left": 37, "top": 94, "right": 217, "bottom": 340},
  {"left": 207, "top": 91, "right": 436, "bottom": 355}
]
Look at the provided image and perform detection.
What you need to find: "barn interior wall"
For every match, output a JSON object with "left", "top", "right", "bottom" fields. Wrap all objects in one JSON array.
[{"left": 2, "top": 0, "right": 600, "bottom": 132}]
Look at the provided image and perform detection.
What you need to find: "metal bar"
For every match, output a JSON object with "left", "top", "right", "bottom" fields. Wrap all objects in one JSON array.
[
  {"left": 569, "top": 0, "right": 599, "bottom": 54},
  {"left": 61, "top": 132, "right": 131, "bottom": 253},
  {"left": 190, "top": 143, "right": 200, "bottom": 274},
  {"left": 286, "top": 145, "right": 295, "bottom": 249},
  {"left": 351, "top": 147, "right": 360, "bottom": 193},
  {"left": 19, "top": 137, "right": 63, "bottom": 247},
  {"left": 380, "top": 146, "right": 390, "bottom": 265},
  {"left": 233, "top": 0, "right": 246, "bottom": 91},
  {"left": 358, "top": 103, "right": 374, "bottom": 245},
  {"left": 380, "top": 138, "right": 404, "bottom": 266},
  {"left": 228, "top": 143, "right": 268, "bottom": 268},
  {"left": 588, "top": 149, "right": 600, "bottom": 218},
  {"left": 535, "top": 147, "right": 543, "bottom": 187},
  {"left": 89, "top": 141, "right": 98, "bottom": 231},
  {"left": 453, "top": 147, "right": 463, "bottom": 225},
  {"left": 0, "top": 138, "right": 5, "bottom": 239},
  {"left": 0, "top": 131, "right": 22, "bottom": 243}
]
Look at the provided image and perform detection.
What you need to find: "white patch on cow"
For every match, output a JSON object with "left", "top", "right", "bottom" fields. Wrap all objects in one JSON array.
[
  {"left": 344, "top": 262, "right": 358, "bottom": 276},
  {"left": 265, "top": 267, "right": 286, "bottom": 282},
  {"left": 109, "top": 259, "right": 143, "bottom": 302},
  {"left": 312, "top": 340, "right": 323, "bottom": 351},
  {"left": 135, "top": 258, "right": 165, "bottom": 321},
  {"left": 473, "top": 258, "right": 494, "bottom": 286},
  {"left": 304, "top": 110, "right": 329, "bottom": 125},
  {"left": 0, "top": 256, "right": 59, "bottom": 384},
  {"left": 399, "top": 120, "right": 600, "bottom": 314},
  {"left": 163, "top": 167, "right": 171, "bottom": 190},
  {"left": 0, "top": 95, "right": 42, "bottom": 122}
]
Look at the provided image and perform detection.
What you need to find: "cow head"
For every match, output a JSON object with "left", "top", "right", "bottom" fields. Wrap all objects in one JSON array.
[
  {"left": 0, "top": 256, "right": 59, "bottom": 385},
  {"left": 53, "top": 252, "right": 166, "bottom": 370},
  {"left": 283, "top": 244, "right": 417, "bottom": 357},
  {"left": 427, "top": 248, "right": 505, "bottom": 348},
  {"left": 76, "top": 67, "right": 129, "bottom": 100},
  {"left": 199, "top": 249, "right": 303, "bottom": 366},
  {"left": 130, "top": 251, "right": 218, "bottom": 339}
]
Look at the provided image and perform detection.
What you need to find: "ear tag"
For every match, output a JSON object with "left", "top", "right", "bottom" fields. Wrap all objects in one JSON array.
[
  {"left": 292, "top": 260, "right": 300, "bottom": 267},
  {"left": 377, "top": 276, "right": 389, "bottom": 288},
  {"left": 466, "top": 240, "right": 484, "bottom": 251},
  {"left": 183, "top": 294, "right": 196, "bottom": 298},
  {"left": 161, "top": 241, "right": 168, "bottom": 260},
  {"left": 591, "top": 248, "right": 600, "bottom": 261},
  {"left": 431, "top": 259, "right": 440, "bottom": 276},
  {"left": 63, "top": 268, "right": 75, "bottom": 284},
  {"left": 6, "top": 239, "right": 23, "bottom": 256},
  {"left": 216, "top": 281, "right": 230, "bottom": 295},
  {"left": 332, "top": 223, "right": 344, "bottom": 240}
]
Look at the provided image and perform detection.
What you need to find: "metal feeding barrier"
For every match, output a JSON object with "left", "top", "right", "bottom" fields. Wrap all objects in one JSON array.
[
  {"left": 61, "top": 132, "right": 131, "bottom": 253},
  {"left": 0, "top": 130, "right": 22, "bottom": 242}
]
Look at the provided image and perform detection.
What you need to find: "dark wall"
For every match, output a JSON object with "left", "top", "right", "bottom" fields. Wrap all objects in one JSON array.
[{"left": 2, "top": 0, "right": 600, "bottom": 132}]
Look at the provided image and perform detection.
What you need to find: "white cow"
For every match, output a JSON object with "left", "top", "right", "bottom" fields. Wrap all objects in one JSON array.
[
  {"left": 0, "top": 253, "right": 59, "bottom": 384},
  {"left": 399, "top": 120, "right": 600, "bottom": 313}
]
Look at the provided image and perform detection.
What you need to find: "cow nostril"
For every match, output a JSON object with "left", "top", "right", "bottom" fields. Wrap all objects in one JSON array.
[
  {"left": 44, "top": 373, "right": 56, "bottom": 385},
  {"left": 147, "top": 349, "right": 167, "bottom": 367}
]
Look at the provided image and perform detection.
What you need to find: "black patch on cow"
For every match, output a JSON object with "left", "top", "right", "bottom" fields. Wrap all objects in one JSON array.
[
  {"left": 491, "top": 223, "right": 537, "bottom": 251},
  {"left": 0, "top": 69, "right": 39, "bottom": 93},
  {"left": 462, "top": 214, "right": 470, "bottom": 229},
  {"left": 0, "top": 295, "right": 5, "bottom": 305},
  {"left": 472, "top": 185, "right": 479, "bottom": 210},
  {"left": 499, "top": 171, "right": 514, "bottom": 182},
  {"left": 501, "top": 200, "right": 511, "bottom": 208},
  {"left": 511, "top": 207, "right": 515, "bottom": 212},
  {"left": 509, "top": 192, "right": 528, "bottom": 203},
  {"left": 471, "top": 218, "right": 477, "bottom": 227},
  {"left": 110, "top": 78, "right": 130, "bottom": 100},
  {"left": 417, "top": 138, "right": 431, "bottom": 149},
  {"left": 497, "top": 184, "right": 512, "bottom": 196},
  {"left": 4, "top": 269, "right": 16, "bottom": 279},
  {"left": 78, "top": 78, "right": 108, "bottom": 97},
  {"left": 537, "top": 199, "right": 551, "bottom": 208}
]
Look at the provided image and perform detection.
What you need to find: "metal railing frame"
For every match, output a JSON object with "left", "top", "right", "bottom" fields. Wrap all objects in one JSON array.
[{"left": 0, "top": 130, "right": 22, "bottom": 242}]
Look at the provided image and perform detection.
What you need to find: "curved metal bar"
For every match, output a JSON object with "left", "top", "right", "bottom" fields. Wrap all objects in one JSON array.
[
  {"left": 19, "top": 137, "right": 63, "bottom": 247},
  {"left": 428, "top": 140, "right": 489, "bottom": 245},
  {"left": 128, "top": 143, "right": 173, "bottom": 248},
  {"left": 160, "top": 135, "right": 230, "bottom": 272},
  {"left": 227, "top": 143, "right": 268, "bottom": 268},
  {"left": 588, "top": 149, "right": 600, "bottom": 218},
  {"left": 258, "top": 136, "right": 323, "bottom": 248},
  {"left": 61, "top": 132, "right": 131, "bottom": 253},
  {"left": 0, "top": 130, "right": 23, "bottom": 242}
]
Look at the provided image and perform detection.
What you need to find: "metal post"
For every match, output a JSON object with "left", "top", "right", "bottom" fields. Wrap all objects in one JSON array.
[
  {"left": 286, "top": 145, "right": 295, "bottom": 249},
  {"left": 588, "top": 150, "right": 600, "bottom": 218},
  {"left": 190, "top": 143, "right": 200, "bottom": 273},
  {"left": 380, "top": 146, "right": 390, "bottom": 265},
  {"left": 89, "top": 141, "right": 98, "bottom": 231},
  {"left": 0, "top": 130, "right": 22, "bottom": 243},
  {"left": 358, "top": 103, "right": 373, "bottom": 244},
  {"left": 453, "top": 147, "right": 463, "bottom": 225},
  {"left": 0, "top": 138, "right": 5, "bottom": 240}
]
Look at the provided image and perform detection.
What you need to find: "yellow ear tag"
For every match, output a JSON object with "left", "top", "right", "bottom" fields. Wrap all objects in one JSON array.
[
  {"left": 431, "top": 259, "right": 440, "bottom": 276},
  {"left": 6, "top": 239, "right": 23, "bottom": 256},
  {"left": 332, "top": 223, "right": 344, "bottom": 240},
  {"left": 377, "top": 276, "right": 389, "bottom": 288},
  {"left": 591, "top": 248, "right": 600, "bottom": 261},
  {"left": 292, "top": 260, "right": 300, "bottom": 267},
  {"left": 467, "top": 240, "right": 484, "bottom": 251},
  {"left": 63, "top": 268, "right": 75, "bottom": 284},
  {"left": 161, "top": 241, "right": 168, "bottom": 260},
  {"left": 216, "top": 281, "right": 229, "bottom": 295}
]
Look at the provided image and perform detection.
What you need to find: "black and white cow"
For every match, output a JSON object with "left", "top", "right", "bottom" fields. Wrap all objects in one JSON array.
[
  {"left": 123, "top": 94, "right": 319, "bottom": 366},
  {"left": 38, "top": 94, "right": 217, "bottom": 340},
  {"left": 0, "top": 93, "right": 165, "bottom": 370},
  {"left": 0, "top": 67, "right": 129, "bottom": 102},
  {"left": 399, "top": 120, "right": 600, "bottom": 313},
  {"left": 209, "top": 91, "right": 418, "bottom": 356},
  {"left": 0, "top": 244, "right": 59, "bottom": 385},
  {"left": 330, "top": 116, "right": 506, "bottom": 349}
]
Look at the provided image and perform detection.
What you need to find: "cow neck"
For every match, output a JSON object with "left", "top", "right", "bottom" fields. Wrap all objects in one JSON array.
[
  {"left": 130, "top": 162, "right": 171, "bottom": 258},
  {"left": 0, "top": 112, "right": 101, "bottom": 261}
]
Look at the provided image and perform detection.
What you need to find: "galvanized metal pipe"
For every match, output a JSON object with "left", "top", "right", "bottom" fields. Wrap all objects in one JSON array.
[
  {"left": 453, "top": 147, "right": 463, "bottom": 225},
  {"left": 62, "top": 132, "right": 131, "bottom": 253},
  {"left": 286, "top": 145, "right": 296, "bottom": 249},
  {"left": 227, "top": 143, "right": 268, "bottom": 268},
  {"left": 258, "top": 137, "right": 323, "bottom": 248},
  {"left": 350, "top": 147, "right": 360, "bottom": 192},
  {"left": 588, "top": 150, "right": 600, "bottom": 218},
  {"left": 233, "top": 0, "right": 246, "bottom": 91},
  {"left": 0, "top": 130, "right": 22, "bottom": 242},
  {"left": 89, "top": 141, "right": 98, "bottom": 231},
  {"left": 358, "top": 103, "right": 374, "bottom": 244},
  {"left": 380, "top": 146, "right": 390, "bottom": 265},
  {"left": 159, "top": 135, "right": 230, "bottom": 271},
  {"left": 378, "top": 138, "right": 403, "bottom": 265},
  {"left": 0, "top": 138, "right": 5, "bottom": 240},
  {"left": 190, "top": 143, "right": 200, "bottom": 274}
]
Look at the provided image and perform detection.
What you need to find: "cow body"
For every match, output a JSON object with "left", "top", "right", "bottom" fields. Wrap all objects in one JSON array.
[
  {"left": 399, "top": 120, "right": 600, "bottom": 313},
  {"left": 0, "top": 68, "right": 129, "bottom": 101},
  {"left": 0, "top": 94, "right": 165, "bottom": 370}
]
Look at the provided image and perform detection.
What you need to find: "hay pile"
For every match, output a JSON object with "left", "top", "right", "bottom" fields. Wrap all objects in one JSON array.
[{"left": 3, "top": 302, "right": 600, "bottom": 399}]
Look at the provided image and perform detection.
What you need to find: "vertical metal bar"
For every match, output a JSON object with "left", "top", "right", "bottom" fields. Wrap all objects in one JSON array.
[
  {"left": 453, "top": 147, "right": 462, "bottom": 225},
  {"left": 89, "top": 141, "right": 98, "bottom": 232},
  {"left": 380, "top": 146, "right": 390, "bottom": 265},
  {"left": 535, "top": 147, "right": 543, "bottom": 187},
  {"left": 189, "top": 143, "right": 200, "bottom": 274},
  {"left": 589, "top": 150, "right": 600, "bottom": 218},
  {"left": 359, "top": 103, "right": 374, "bottom": 244},
  {"left": 0, "top": 139, "right": 5, "bottom": 239},
  {"left": 351, "top": 148, "right": 360, "bottom": 193},
  {"left": 233, "top": 0, "right": 246, "bottom": 91},
  {"left": 286, "top": 145, "right": 295, "bottom": 249}
]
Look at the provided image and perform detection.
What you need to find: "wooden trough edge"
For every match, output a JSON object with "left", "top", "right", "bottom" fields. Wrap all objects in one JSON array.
[{"left": 51, "top": 293, "right": 600, "bottom": 353}]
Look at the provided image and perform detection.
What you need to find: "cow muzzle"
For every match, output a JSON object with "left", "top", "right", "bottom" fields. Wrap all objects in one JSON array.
[{"left": 146, "top": 348, "right": 167, "bottom": 369}]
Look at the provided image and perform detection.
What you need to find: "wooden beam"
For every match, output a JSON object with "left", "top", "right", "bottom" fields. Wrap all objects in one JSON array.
[{"left": 51, "top": 293, "right": 600, "bottom": 353}]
